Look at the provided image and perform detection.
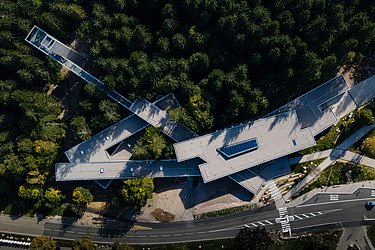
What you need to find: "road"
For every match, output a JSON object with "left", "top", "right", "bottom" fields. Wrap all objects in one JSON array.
[
  {"left": 2, "top": 188, "right": 375, "bottom": 245},
  {"left": 42, "top": 188, "right": 375, "bottom": 244}
]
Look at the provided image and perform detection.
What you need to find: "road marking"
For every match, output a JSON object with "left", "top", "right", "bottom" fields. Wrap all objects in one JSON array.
[
  {"left": 371, "top": 190, "right": 375, "bottom": 197},
  {"left": 265, "top": 220, "right": 273, "bottom": 225},
  {"left": 197, "top": 231, "right": 206, "bottom": 234},
  {"left": 90, "top": 233, "right": 99, "bottom": 236},
  {"left": 317, "top": 212, "right": 323, "bottom": 215},
  {"left": 125, "top": 236, "right": 134, "bottom": 238},
  {"left": 251, "top": 223, "right": 258, "bottom": 227},
  {"left": 44, "top": 228, "right": 51, "bottom": 231},
  {"left": 137, "top": 236, "right": 146, "bottom": 238},
  {"left": 302, "top": 214, "right": 309, "bottom": 218},
  {"left": 294, "top": 215, "right": 303, "bottom": 219},
  {"left": 77, "top": 232, "right": 87, "bottom": 235},
  {"left": 258, "top": 222, "right": 265, "bottom": 226},
  {"left": 67, "top": 231, "right": 75, "bottom": 234},
  {"left": 185, "top": 232, "right": 194, "bottom": 235},
  {"left": 54, "top": 229, "right": 63, "bottom": 232},
  {"left": 150, "top": 235, "right": 158, "bottom": 238},
  {"left": 173, "top": 234, "right": 182, "bottom": 236},
  {"left": 161, "top": 235, "right": 170, "bottom": 237},
  {"left": 329, "top": 194, "right": 339, "bottom": 201},
  {"left": 309, "top": 213, "right": 316, "bottom": 216}
]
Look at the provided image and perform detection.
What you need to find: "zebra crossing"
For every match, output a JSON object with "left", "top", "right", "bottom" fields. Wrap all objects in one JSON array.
[
  {"left": 267, "top": 181, "right": 283, "bottom": 201},
  {"left": 293, "top": 211, "right": 322, "bottom": 220},
  {"left": 371, "top": 190, "right": 375, "bottom": 197},
  {"left": 329, "top": 194, "right": 339, "bottom": 201},
  {"left": 277, "top": 207, "right": 292, "bottom": 235},
  {"left": 244, "top": 220, "right": 274, "bottom": 228}
]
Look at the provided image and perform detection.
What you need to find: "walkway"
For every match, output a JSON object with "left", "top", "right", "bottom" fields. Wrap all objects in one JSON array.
[
  {"left": 25, "top": 26, "right": 197, "bottom": 143},
  {"left": 285, "top": 123, "right": 375, "bottom": 199}
]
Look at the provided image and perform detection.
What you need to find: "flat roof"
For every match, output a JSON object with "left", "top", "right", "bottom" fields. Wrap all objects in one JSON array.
[
  {"left": 130, "top": 98, "right": 198, "bottom": 142},
  {"left": 348, "top": 74, "right": 375, "bottom": 107},
  {"left": 65, "top": 114, "right": 148, "bottom": 163},
  {"left": 55, "top": 159, "right": 202, "bottom": 181},
  {"left": 270, "top": 76, "right": 351, "bottom": 135},
  {"left": 228, "top": 169, "right": 264, "bottom": 194},
  {"left": 174, "top": 111, "right": 316, "bottom": 183}
]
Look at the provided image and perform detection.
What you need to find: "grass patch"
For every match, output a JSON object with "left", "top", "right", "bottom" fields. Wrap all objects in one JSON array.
[
  {"left": 292, "top": 159, "right": 325, "bottom": 174},
  {"left": 300, "top": 108, "right": 373, "bottom": 156},
  {"left": 194, "top": 204, "right": 257, "bottom": 220},
  {"left": 300, "top": 161, "right": 375, "bottom": 195}
]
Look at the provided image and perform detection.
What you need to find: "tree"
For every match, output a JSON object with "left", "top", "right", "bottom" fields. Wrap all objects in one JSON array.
[
  {"left": 112, "top": 242, "right": 134, "bottom": 250},
  {"left": 73, "top": 236, "right": 96, "bottom": 250},
  {"left": 72, "top": 187, "right": 94, "bottom": 208},
  {"left": 43, "top": 187, "right": 65, "bottom": 209},
  {"left": 119, "top": 177, "right": 154, "bottom": 209},
  {"left": 233, "top": 227, "right": 272, "bottom": 250},
  {"left": 133, "top": 127, "right": 166, "bottom": 160},
  {"left": 30, "top": 235, "right": 56, "bottom": 250},
  {"left": 356, "top": 108, "right": 374, "bottom": 126}
]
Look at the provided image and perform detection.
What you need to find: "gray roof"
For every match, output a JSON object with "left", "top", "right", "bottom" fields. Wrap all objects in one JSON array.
[
  {"left": 65, "top": 93, "right": 180, "bottom": 163},
  {"left": 271, "top": 76, "right": 351, "bottom": 135},
  {"left": 174, "top": 111, "right": 316, "bottom": 183},
  {"left": 55, "top": 159, "right": 202, "bottom": 181},
  {"left": 65, "top": 114, "right": 148, "bottom": 163},
  {"left": 348, "top": 74, "right": 375, "bottom": 107},
  {"left": 228, "top": 169, "right": 264, "bottom": 194},
  {"left": 130, "top": 98, "right": 198, "bottom": 142}
]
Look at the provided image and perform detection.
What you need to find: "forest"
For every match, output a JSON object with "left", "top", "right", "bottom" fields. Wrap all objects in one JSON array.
[{"left": 1, "top": 0, "right": 375, "bottom": 214}]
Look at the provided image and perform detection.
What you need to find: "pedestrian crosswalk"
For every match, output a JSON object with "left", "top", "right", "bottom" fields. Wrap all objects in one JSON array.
[
  {"left": 330, "top": 194, "right": 339, "bottom": 201},
  {"left": 244, "top": 220, "right": 274, "bottom": 228},
  {"left": 277, "top": 207, "right": 292, "bottom": 235},
  {"left": 371, "top": 190, "right": 375, "bottom": 197},
  {"left": 293, "top": 211, "right": 322, "bottom": 220},
  {"left": 267, "top": 181, "right": 283, "bottom": 201}
]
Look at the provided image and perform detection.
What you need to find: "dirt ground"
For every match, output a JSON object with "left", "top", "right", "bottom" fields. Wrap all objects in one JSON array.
[{"left": 136, "top": 177, "right": 253, "bottom": 223}]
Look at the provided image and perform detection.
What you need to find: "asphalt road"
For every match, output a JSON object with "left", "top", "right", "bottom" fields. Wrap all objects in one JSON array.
[
  {"left": 41, "top": 188, "right": 375, "bottom": 244},
  {"left": 3, "top": 188, "right": 375, "bottom": 245}
]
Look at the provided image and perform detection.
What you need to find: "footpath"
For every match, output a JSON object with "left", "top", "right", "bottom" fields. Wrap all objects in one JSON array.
[{"left": 285, "top": 123, "right": 375, "bottom": 200}]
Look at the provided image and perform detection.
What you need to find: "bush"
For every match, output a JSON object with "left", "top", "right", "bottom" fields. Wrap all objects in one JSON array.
[{"left": 356, "top": 108, "right": 374, "bottom": 126}]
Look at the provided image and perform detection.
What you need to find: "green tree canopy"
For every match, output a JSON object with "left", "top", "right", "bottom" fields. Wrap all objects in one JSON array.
[
  {"left": 119, "top": 177, "right": 154, "bottom": 209},
  {"left": 233, "top": 227, "right": 272, "bottom": 250},
  {"left": 73, "top": 236, "right": 96, "bottom": 250},
  {"left": 72, "top": 187, "right": 94, "bottom": 208},
  {"left": 30, "top": 235, "right": 56, "bottom": 250}
]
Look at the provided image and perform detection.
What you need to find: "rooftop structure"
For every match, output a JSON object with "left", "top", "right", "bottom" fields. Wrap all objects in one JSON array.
[
  {"left": 270, "top": 76, "right": 352, "bottom": 135},
  {"left": 348, "top": 74, "right": 375, "bottom": 107},
  {"left": 55, "top": 159, "right": 202, "bottom": 181},
  {"left": 65, "top": 93, "right": 180, "bottom": 163},
  {"left": 25, "top": 26, "right": 197, "bottom": 143},
  {"left": 174, "top": 111, "right": 316, "bottom": 183}
]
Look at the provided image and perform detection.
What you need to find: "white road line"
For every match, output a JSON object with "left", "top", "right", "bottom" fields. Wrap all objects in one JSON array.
[
  {"left": 125, "top": 235, "right": 134, "bottom": 238},
  {"left": 258, "top": 222, "right": 265, "bottom": 226},
  {"left": 77, "top": 232, "right": 87, "bottom": 235},
  {"left": 185, "top": 232, "right": 194, "bottom": 235},
  {"left": 90, "top": 233, "right": 99, "bottom": 236},
  {"left": 302, "top": 214, "right": 309, "bottom": 218},
  {"left": 67, "top": 231, "right": 75, "bottom": 234},
  {"left": 173, "top": 234, "right": 182, "bottom": 236},
  {"left": 44, "top": 228, "right": 51, "bottom": 231},
  {"left": 161, "top": 235, "right": 170, "bottom": 237},
  {"left": 137, "top": 236, "right": 146, "bottom": 238},
  {"left": 197, "top": 231, "right": 206, "bottom": 234},
  {"left": 265, "top": 220, "right": 273, "bottom": 225},
  {"left": 54, "top": 229, "right": 63, "bottom": 232},
  {"left": 150, "top": 235, "right": 158, "bottom": 238},
  {"left": 251, "top": 223, "right": 258, "bottom": 227},
  {"left": 294, "top": 215, "right": 303, "bottom": 219},
  {"left": 317, "top": 212, "right": 323, "bottom": 215},
  {"left": 309, "top": 213, "right": 316, "bottom": 216}
]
